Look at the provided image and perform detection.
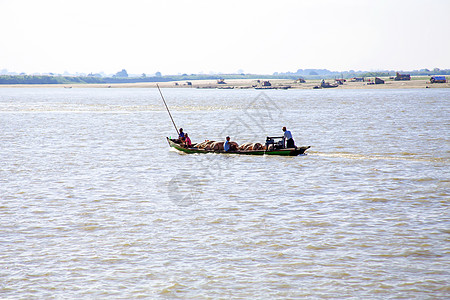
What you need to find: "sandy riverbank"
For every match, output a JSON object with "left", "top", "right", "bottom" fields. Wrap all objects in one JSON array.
[{"left": 0, "top": 78, "right": 448, "bottom": 89}]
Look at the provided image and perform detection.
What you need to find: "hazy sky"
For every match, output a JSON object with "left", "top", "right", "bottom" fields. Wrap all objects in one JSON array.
[{"left": 1, "top": 0, "right": 449, "bottom": 75}]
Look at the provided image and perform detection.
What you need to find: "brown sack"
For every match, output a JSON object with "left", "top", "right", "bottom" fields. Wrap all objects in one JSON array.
[
  {"left": 204, "top": 140, "right": 215, "bottom": 150},
  {"left": 238, "top": 142, "right": 253, "bottom": 150},
  {"left": 211, "top": 141, "right": 224, "bottom": 151},
  {"left": 197, "top": 140, "right": 215, "bottom": 149},
  {"left": 250, "top": 143, "right": 263, "bottom": 150},
  {"left": 230, "top": 142, "right": 239, "bottom": 151}
]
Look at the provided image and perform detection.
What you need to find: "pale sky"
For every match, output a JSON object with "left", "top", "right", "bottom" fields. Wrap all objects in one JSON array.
[{"left": 1, "top": 0, "right": 449, "bottom": 75}]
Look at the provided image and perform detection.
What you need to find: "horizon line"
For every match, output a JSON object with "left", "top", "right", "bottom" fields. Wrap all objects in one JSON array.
[{"left": 1, "top": 67, "right": 449, "bottom": 77}]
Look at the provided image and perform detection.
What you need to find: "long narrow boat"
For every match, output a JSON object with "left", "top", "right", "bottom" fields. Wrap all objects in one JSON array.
[{"left": 167, "top": 138, "right": 310, "bottom": 156}]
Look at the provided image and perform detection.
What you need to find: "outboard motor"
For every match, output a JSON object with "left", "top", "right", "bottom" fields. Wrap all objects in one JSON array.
[{"left": 265, "top": 136, "right": 285, "bottom": 150}]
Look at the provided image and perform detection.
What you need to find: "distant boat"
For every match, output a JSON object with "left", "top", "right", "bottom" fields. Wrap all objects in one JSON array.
[
  {"left": 320, "top": 80, "right": 338, "bottom": 88},
  {"left": 314, "top": 80, "right": 339, "bottom": 89},
  {"left": 254, "top": 86, "right": 291, "bottom": 90}
]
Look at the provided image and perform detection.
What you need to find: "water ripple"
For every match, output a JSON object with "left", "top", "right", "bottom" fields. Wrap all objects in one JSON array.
[{"left": 0, "top": 88, "right": 449, "bottom": 299}]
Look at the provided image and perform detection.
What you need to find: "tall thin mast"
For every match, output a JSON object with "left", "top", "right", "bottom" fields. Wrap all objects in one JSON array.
[{"left": 157, "top": 84, "right": 179, "bottom": 136}]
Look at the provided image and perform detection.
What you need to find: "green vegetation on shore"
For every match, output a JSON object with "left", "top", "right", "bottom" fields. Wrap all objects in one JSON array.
[
  {"left": 1, "top": 69, "right": 448, "bottom": 85},
  {"left": 0, "top": 74, "right": 298, "bottom": 85},
  {"left": 0, "top": 75, "right": 170, "bottom": 85}
]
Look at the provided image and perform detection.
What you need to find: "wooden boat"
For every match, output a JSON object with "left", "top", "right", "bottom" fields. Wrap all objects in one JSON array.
[
  {"left": 156, "top": 84, "right": 310, "bottom": 157},
  {"left": 167, "top": 138, "right": 310, "bottom": 156},
  {"left": 314, "top": 82, "right": 339, "bottom": 89}
]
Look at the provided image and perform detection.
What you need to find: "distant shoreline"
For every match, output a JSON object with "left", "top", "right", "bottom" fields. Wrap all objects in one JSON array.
[{"left": 0, "top": 78, "right": 448, "bottom": 89}]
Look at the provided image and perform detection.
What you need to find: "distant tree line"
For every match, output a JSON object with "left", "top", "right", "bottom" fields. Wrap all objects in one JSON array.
[
  {"left": 275, "top": 68, "right": 450, "bottom": 79},
  {"left": 1, "top": 69, "right": 449, "bottom": 85},
  {"left": 0, "top": 74, "right": 270, "bottom": 85},
  {"left": 0, "top": 75, "right": 175, "bottom": 85}
]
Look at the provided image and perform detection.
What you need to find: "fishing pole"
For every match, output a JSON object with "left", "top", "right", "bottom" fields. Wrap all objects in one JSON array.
[{"left": 156, "top": 84, "right": 179, "bottom": 136}]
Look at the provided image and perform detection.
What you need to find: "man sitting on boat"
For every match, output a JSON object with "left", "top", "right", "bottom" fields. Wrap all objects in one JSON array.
[
  {"left": 283, "top": 127, "right": 296, "bottom": 148},
  {"left": 184, "top": 133, "right": 192, "bottom": 147},
  {"left": 178, "top": 128, "right": 185, "bottom": 141},
  {"left": 224, "top": 136, "right": 231, "bottom": 152}
]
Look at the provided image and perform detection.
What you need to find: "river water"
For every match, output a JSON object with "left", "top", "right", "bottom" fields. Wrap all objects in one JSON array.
[{"left": 0, "top": 87, "right": 449, "bottom": 299}]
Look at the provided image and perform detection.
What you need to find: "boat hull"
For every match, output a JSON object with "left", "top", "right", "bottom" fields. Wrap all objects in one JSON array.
[{"left": 167, "top": 138, "right": 309, "bottom": 156}]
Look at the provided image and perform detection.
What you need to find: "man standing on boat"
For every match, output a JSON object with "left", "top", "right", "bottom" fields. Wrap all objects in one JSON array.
[
  {"left": 224, "top": 136, "right": 231, "bottom": 152},
  {"left": 283, "top": 127, "right": 296, "bottom": 148}
]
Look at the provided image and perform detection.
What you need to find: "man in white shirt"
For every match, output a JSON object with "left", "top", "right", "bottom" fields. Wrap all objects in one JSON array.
[{"left": 282, "top": 127, "right": 296, "bottom": 148}]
